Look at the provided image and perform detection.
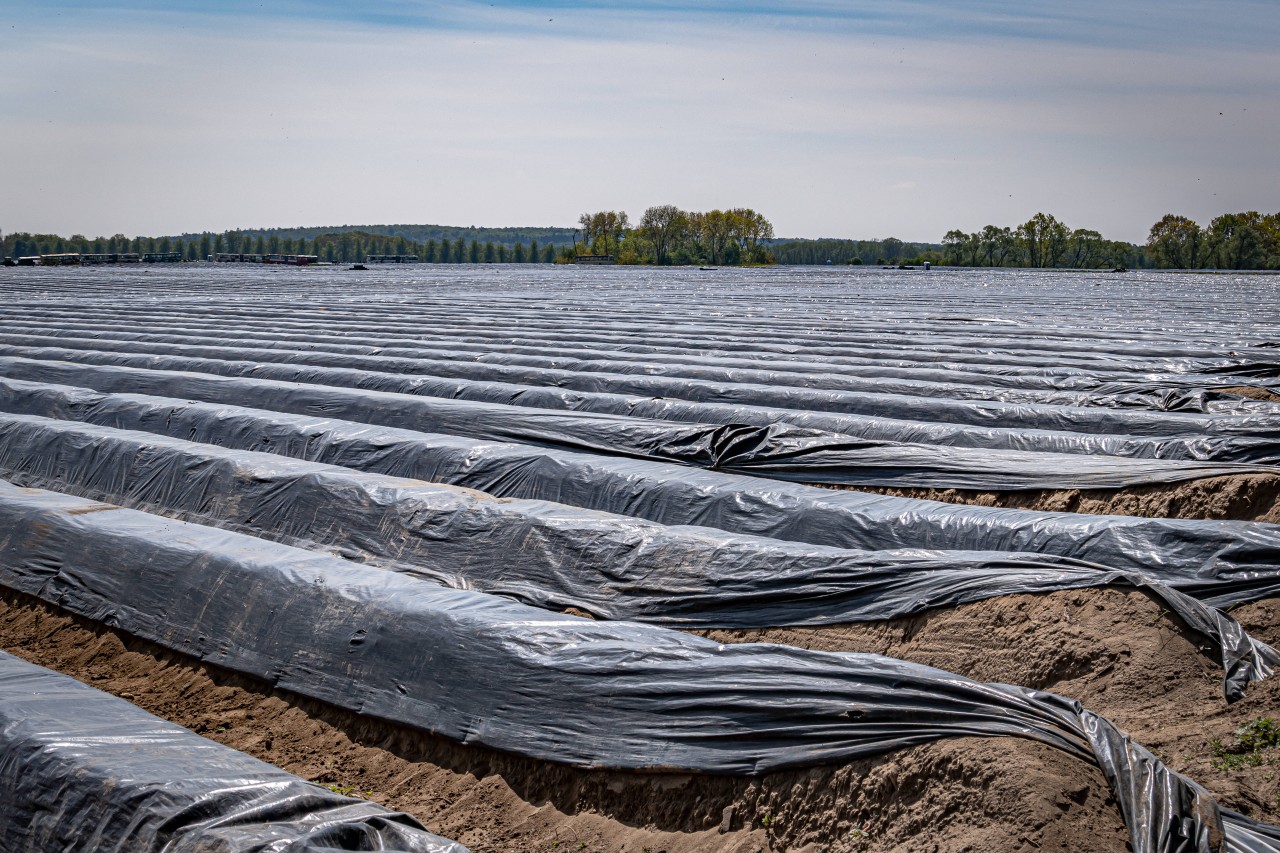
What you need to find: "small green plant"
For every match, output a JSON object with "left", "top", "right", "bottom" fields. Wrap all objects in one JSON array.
[
  {"left": 324, "top": 783, "right": 359, "bottom": 797},
  {"left": 1210, "top": 717, "right": 1280, "bottom": 770}
]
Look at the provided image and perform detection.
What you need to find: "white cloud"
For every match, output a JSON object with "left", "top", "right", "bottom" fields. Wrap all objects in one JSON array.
[{"left": 1, "top": 4, "right": 1277, "bottom": 243}]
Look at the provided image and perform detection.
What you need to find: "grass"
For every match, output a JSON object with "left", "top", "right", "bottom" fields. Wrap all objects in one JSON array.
[{"left": 1210, "top": 717, "right": 1280, "bottom": 771}]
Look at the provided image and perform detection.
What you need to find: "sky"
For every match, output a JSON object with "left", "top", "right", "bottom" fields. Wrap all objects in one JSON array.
[{"left": 1, "top": 0, "right": 1277, "bottom": 243}]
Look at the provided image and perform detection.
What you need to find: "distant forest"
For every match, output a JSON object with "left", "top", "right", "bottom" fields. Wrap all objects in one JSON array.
[
  {"left": 768, "top": 238, "right": 941, "bottom": 266},
  {"left": 4, "top": 209, "right": 1277, "bottom": 268},
  {"left": 219, "top": 223, "right": 580, "bottom": 249},
  {"left": 1, "top": 227, "right": 566, "bottom": 264},
  {"left": 934, "top": 210, "right": 1280, "bottom": 270}
]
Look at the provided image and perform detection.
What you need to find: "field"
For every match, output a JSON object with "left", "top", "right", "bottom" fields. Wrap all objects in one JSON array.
[{"left": 1, "top": 263, "right": 1279, "bottom": 853}]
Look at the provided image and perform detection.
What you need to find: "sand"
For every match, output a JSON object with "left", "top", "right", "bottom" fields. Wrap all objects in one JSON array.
[
  {"left": 837, "top": 472, "right": 1280, "bottom": 524},
  {"left": 0, "top": 587, "right": 1131, "bottom": 853}
]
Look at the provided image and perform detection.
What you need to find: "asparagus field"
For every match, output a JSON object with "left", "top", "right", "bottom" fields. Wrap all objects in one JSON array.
[{"left": 2, "top": 263, "right": 1279, "bottom": 853}]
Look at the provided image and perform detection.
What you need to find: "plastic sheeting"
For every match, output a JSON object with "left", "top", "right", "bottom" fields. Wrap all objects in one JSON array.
[
  {"left": 1, "top": 480, "right": 1278, "bottom": 853},
  {"left": 1, "top": 353, "right": 1276, "bottom": 492},
  {"left": 2, "top": 319, "right": 1275, "bottom": 460},
  {"left": 0, "top": 650, "right": 467, "bottom": 853},
  {"left": 2, "top": 337, "right": 1279, "bottom": 453},
  {"left": 0, "top": 327, "right": 1275, "bottom": 414},
  {"left": 0, "top": 410, "right": 1272, "bottom": 703},
  {"left": 4, "top": 315, "right": 1268, "bottom": 392},
  {"left": 5, "top": 265, "right": 1278, "bottom": 467},
  {"left": 5, "top": 333, "right": 1279, "bottom": 465},
  {"left": 4, "top": 377, "right": 1278, "bottom": 610}
]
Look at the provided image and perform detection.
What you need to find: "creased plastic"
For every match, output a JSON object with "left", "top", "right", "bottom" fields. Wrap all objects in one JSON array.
[
  {"left": 3, "top": 377, "right": 1277, "bottom": 613},
  {"left": 0, "top": 353, "right": 1275, "bottom": 491},
  {"left": 0, "top": 650, "right": 468, "bottom": 853},
  {"left": 0, "top": 410, "right": 1271, "bottom": 701},
  {"left": 0, "top": 481, "right": 1277, "bottom": 853}
]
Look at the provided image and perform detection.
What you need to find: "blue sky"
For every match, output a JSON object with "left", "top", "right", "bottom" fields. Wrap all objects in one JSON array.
[{"left": 2, "top": 0, "right": 1276, "bottom": 242}]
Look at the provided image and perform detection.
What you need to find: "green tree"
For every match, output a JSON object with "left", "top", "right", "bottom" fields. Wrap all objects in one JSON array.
[
  {"left": 693, "top": 210, "right": 735, "bottom": 265},
  {"left": 1207, "top": 212, "right": 1265, "bottom": 269},
  {"left": 639, "top": 205, "right": 689, "bottom": 265},
  {"left": 1145, "top": 214, "right": 1203, "bottom": 269},
  {"left": 1068, "top": 229, "right": 1103, "bottom": 268},
  {"left": 578, "top": 210, "right": 631, "bottom": 256},
  {"left": 980, "top": 225, "right": 1016, "bottom": 266},
  {"left": 1016, "top": 213, "right": 1069, "bottom": 267},
  {"left": 727, "top": 208, "right": 774, "bottom": 263},
  {"left": 942, "top": 229, "right": 968, "bottom": 265},
  {"left": 880, "top": 237, "right": 905, "bottom": 263}
]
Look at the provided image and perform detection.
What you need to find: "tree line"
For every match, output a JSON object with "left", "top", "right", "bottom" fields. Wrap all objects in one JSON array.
[
  {"left": 1146, "top": 212, "right": 1280, "bottom": 270},
  {"left": 938, "top": 213, "right": 1142, "bottom": 269},
  {"left": 569, "top": 206, "right": 776, "bottom": 265},
  {"left": 217, "top": 223, "right": 579, "bottom": 250},
  {"left": 937, "top": 210, "right": 1280, "bottom": 270},
  {"left": 7, "top": 208, "right": 1278, "bottom": 269},
  {"left": 767, "top": 238, "right": 940, "bottom": 266},
  {"left": 1, "top": 230, "right": 559, "bottom": 264}
]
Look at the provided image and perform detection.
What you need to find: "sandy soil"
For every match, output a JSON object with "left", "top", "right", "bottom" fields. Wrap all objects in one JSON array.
[
  {"left": 1217, "top": 386, "right": 1280, "bottom": 403},
  {"left": 837, "top": 472, "right": 1280, "bottom": 524},
  {"left": 0, "top": 587, "right": 1130, "bottom": 853},
  {"left": 702, "top": 588, "right": 1280, "bottom": 827}
]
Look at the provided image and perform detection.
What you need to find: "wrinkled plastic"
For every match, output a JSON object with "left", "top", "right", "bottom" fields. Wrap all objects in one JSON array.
[
  {"left": 0, "top": 410, "right": 1271, "bottom": 701},
  {"left": 4, "top": 317, "right": 1275, "bottom": 460},
  {"left": 4, "top": 377, "right": 1278, "bottom": 612},
  {"left": 2, "top": 326, "right": 1278, "bottom": 416},
  {"left": 0, "top": 650, "right": 468, "bottom": 853},
  {"left": 1, "top": 353, "right": 1275, "bottom": 492},
  {"left": 1, "top": 481, "right": 1277, "bottom": 853}
]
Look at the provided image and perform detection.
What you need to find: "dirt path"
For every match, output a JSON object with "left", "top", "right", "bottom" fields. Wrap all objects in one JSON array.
[
  {"left": 831, "top": 472, "right": 1280, "bottom": 524},
  {"left": 0, "top": 587, "right": 1129, "bottom": 853}
]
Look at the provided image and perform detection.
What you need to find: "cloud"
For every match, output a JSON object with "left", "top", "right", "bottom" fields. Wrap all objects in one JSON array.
[{"left": 2, "top": 1, "right": 1277, "bottom": 242}]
